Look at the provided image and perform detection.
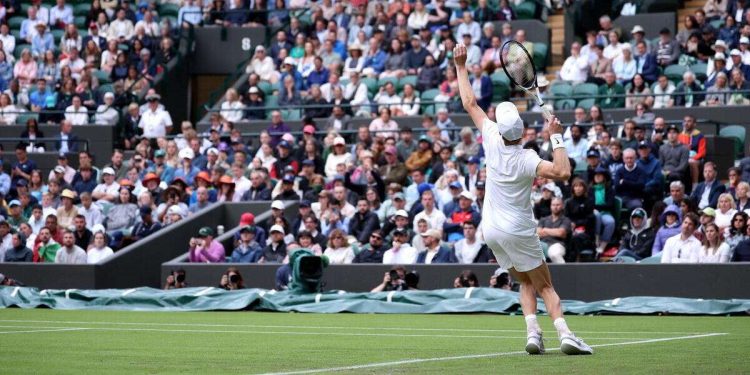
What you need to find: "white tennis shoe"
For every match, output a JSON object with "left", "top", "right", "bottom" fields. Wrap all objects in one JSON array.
[
  {"left": 560, "top": 334, "right": 593, "bottom": 355},
  {"left": 525, "top": 332, "right": 545, "bottom": 355}
]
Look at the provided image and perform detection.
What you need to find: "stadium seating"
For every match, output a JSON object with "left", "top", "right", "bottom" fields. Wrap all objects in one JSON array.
[{"left": 719, "top": 125, "right": 746, "bottom": 158}]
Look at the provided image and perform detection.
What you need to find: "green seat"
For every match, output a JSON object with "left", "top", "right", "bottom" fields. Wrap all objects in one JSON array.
[
  {"left": 20, "top": 4, "right": 32, "bottom": 13},
  {"left": 664, "top": 64, "right": 687, "bottom": 84},
  {"left": 163, "top": 16, "right": 178, "bottom": 27},
  {"left": 98, "top": 83, "right": 114, "bottom": 95},
  {"left": 51, "top": 29, "right": 65, "bottom": 43},
  {"left": 572, "top": 82, "right": 599, "bottom": 98},
  {"left": 257, "top": 81, "right": 274, "bottom": 95},
  {"left": 11, "top": 30, "right": 21, "bottom": 41},
  {"left": 491, "top": 79, "right": 511, "bottom": 102},
  {"left": 265, "top": 94, "right": 278, "bottom": 108},
  {"left": 554, "top": 99, "right": 576, "bottom": 110},
  {"left": 614, "top": 255, "right": 637, "bottom": 263},
  {"left": 514, "top": 0, "right": 537, "bottom": 19},
  {"left": 614, "top": 196, "right": 624, "bottom": 231},
  {"left": 577, "top": 98, "right": 596, "bottom": 110},
  {"left": 15, "top": 112, "right": 38, "bottom": 125},
  {"left": 533, "top": 43, "right": 548, "bottom": 70},
  {"left": 399, "top": 75, "right": 417, "bottom": 90},
  {"left": 75, "top": 16, "right": 87, "bottom": 29},
  {"left": 281, "top": 108, "right": 302, "bottom": 121},
  {"left": 159, "top": 3, "right": 181, "bottom": 17},
  {"left": 689, "top": 62, "right": 708, "bottom": 83},
  {"left": 8, "top": 17, "right": 24, "bottom": 30},
  {"left": 361, "top": 77, "right": 378, "bottom": 95},
  {"left": 549, "top": 82, "right": 573, "bottom": 97},
  {"left": 710, "top": 19, "right": 724, "bottom": 29},
  {"left": 14, "top": 44, "right": 30, "bottom": 60},
  {"left": 420, "top": 89, "right": 441, "bottom": 115},
  {"left": 490, "top": 71, "right": 510, "bottom": 85},
  {"left": 74, "top": 3, "right": 91, "bottom": 16},
  {"left": 639, "top": 254, "right": 662, "bottom": 263},
  {"left": 118, "top": 43, "right": 130, "bottom": 52},
  {"left": 378, "top": 76, "right": 398, "bottom": 90},
  {"left": 719, "top": 125, "right": 746, "bottom": 158}
]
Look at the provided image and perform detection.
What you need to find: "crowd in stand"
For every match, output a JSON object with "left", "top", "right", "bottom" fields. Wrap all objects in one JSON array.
[
  {"left": 3, "top": 0, "right": 750, "bottom": 269},
  {"left": 0, "top": 0, "right": 179, "bottom": 129}
]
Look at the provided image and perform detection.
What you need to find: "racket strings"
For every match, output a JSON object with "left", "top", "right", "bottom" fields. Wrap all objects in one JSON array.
[{"left": 500, "top": 42, "right": 536, "bottom": 89}]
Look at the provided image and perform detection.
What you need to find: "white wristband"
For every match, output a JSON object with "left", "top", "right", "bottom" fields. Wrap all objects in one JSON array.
[{"left": 551, "top": 134, "right": 565, "bottom": 150}]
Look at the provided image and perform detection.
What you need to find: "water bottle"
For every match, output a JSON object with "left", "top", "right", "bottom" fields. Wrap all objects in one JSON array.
[{"left": 217, "top": 225, "right": 225, "bottom": 236}]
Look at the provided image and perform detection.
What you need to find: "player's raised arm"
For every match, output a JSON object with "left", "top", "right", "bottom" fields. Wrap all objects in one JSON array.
[
  {"left": 536, "top": 115, "right": 571, "bottom": 181},
  {"left": 454, "top": 44, "right": 489, "bottom": 132}
]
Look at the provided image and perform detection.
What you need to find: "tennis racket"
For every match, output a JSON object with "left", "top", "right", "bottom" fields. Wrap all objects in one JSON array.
[{"left": 499, "top": 40, "right": 552, "bottom": 120}]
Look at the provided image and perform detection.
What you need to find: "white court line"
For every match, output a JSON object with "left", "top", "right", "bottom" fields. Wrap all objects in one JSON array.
[
  {"left": 0, "top": 325, "right": 663, "bottom": 340},
  {"left": 259, "top": 333, "right": 728, "bottom": 375},
  {"left": 0, "top": 319, "right": 711, "bottom": 335},
  {"left": 0, "top": 328, "right": 89, "bottom": 335}
]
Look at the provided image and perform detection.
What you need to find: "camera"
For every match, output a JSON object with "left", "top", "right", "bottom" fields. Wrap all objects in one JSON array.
[
  {"left": 389, "top": 270, "right": 400, "bottom": 281},
  {"left": 172, "top": 269, "right": 186, "bottom": 283},
  {"left": 229, "top": 274, "right": 239, "bottom": 283}
]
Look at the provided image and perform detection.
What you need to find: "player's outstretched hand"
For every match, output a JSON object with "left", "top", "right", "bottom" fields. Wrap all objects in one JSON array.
[
  {"left": 454, "top": 43, "right": 467, "bottom": 67},
  {"left": 546, "top": 115, "right": 563, "bottom": 135}
]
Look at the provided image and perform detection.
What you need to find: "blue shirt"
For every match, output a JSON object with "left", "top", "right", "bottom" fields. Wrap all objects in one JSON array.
[
  {"left": 31, "top": 33, "right": 55, "bottom": 56},
  {"left": 178, "top": 5, "right": 202, "bottom": 25},
  {"left": 306, "top": 67, "right": 329, "bottom": 88},
  {"left": 30, "top": 89, "right": 53, "bottom": 108}
]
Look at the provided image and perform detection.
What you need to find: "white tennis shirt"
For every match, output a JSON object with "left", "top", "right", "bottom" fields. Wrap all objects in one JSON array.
[{"left": 481, "top": 118, "right": 542, "bottom": 236}]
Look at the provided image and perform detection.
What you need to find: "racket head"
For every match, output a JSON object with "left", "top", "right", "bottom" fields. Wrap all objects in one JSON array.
[{"left": 499, "top": 40, "right": 538, "bottom": 90}]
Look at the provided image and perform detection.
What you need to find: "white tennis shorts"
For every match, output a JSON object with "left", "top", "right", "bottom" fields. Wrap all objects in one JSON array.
[{"left": 483, "top": 227, "right": 545, "bottom": 272}]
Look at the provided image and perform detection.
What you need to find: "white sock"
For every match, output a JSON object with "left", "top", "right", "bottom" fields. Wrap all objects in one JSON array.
[
  {"left": 554, "top": 318, "right": 572, "bottom": 337},
  {"left": 525, "top": 314, "right": 541, "bottom": 335}
]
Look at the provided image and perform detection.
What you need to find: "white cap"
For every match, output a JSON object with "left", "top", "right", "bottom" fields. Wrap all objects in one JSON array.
[
  {"left": 91, "top": 224, "right": 106, "bottom": 234},
  {"left": 495, "top": 102, "right": 524, "bottom": 141},
  {"left": 102, "top": 167, "right": 115, "bottom": 175},
  {"left": 741, "top": 36, "right": 750, "bottom": 44},
  {"left": 630, "top": 25, "right": 644, "bottom": 34},
  {"left": 714, "top": 52, "right": 726, "bottom": 61},
  {"left": 542, "top": 182, "right": 556, "bottom": 191},
  {"left": 730, "top": 49, "right": 742, "bottom": 57},
  {"left": 537, "top": 76, "right": 550, "bottom": 87},
  {"left": 333, "top": 136, "right": 346, "bottom": 146},
  {"left": 270, "top": 224, "right": 285, "bottom": 234},
  {"left": 54, "top": 165, "right": 65, "bottom": 174},
  {"left": 283, "top": 57, "right": 296, "bottom": 66},
  {"left": 459, "top": 191, "right": 474, "bottom": 201},
  {"left": 206, "top": 147, "right": 219, "bottom": 156},
  {"left": 713, "top": 40, "right": 727, "bottom": 49},
  {"left": 167, "top": 205, "right": 183, "bottom": 216},
  {"left": 178, "top": 148, "right": 194, "bottom": 160},
  {"left": 395, "top": 209, "right": 409, "bottom": 218},
  {"left": 271, "top": 200, "right": 284, "bottom": 210}
]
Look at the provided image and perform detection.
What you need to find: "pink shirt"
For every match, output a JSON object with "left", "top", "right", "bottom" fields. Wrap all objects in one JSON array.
[
  {"left": 189, "top": 240, "right": 226, "bottom": 263},
  {"left": 13, "top": 60, "right": 37, "bottom": 86}
]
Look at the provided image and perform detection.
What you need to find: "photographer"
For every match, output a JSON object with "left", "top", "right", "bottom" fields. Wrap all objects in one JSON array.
[
  {"left": 219, "top": 267, "right": 245, "bottom": 290},
  {"left": 488, "top": 268, "right": 513, "bottom": 290},
  {"left": 371, "top": 266, "right": 419, "bottom": 292},
  {"left": 453, "top": 270, "right": 480, "bottom": 288},
  {"left": 188, "top": 227, "right": 226, "bottom": 263},
  {"left": 164, "top": 269, "right": 187, "bottom": 290}
]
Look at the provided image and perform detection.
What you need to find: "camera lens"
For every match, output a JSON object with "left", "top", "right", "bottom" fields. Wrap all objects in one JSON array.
[{"left": 229, "top": 274, "right": 239, "bottom": 283}]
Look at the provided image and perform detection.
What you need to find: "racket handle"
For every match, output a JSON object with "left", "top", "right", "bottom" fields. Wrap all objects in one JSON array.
[{"left": 535, "top": 87, "right": 552, "bottom": 121}]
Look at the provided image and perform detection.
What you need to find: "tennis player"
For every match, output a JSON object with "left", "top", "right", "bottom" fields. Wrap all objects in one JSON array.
[{"left": 453, "top": 43, "right": 593, "bottom": 355}]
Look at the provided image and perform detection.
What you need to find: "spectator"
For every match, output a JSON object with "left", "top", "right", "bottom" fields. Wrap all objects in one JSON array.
[
  {"left": 56, "top": 189, "right": 78, "bottom": 228},
  {"left": 454, "top": 220, "right": 489, "bottom": 263},
  {"left": 3, "top": 233, "right": 32, "bottom": 262},
  {"left": 322, "top": 228, "right": 353, "bottom": 264},
  {"left": 130, "top": 205, "right": 162, "bottom": 241},
  {"left": 78, "top": 192, "right": 102, "bottom": 230},
  {"left": 690, "top": 162, "right": 726, "bottom": 209},
  {"left": 94, "top": 92, "right": 119, "bottom": 126},
  {"left": 383, "top": 228, "right": 418, "bottom": 264},
  {"left": 715, "top": 193, "right": 737, "bottom": 230},
  {"left": 443, "top": 191, "right": 480, "bottom": 240},
  {"left": 652, "top": 204, "right": 682, "bottom": 256},
  {"left": 614, "top": 148, "right": 647, "bottom": 210},
  {"left": 564, "top": 125, "right": 589, "bottom": 167},
  {"left": 353, "top": 229, "right": 387, "bottom": 263},
  {"left": 661, "top": 213, "right": 701, "bottom": 263},
  {"left": 637, "top": 140, "right": 664, "bottom": 205},
  {"left": 672, "top": 71, "right": 704, "bottom": 107},
  {"left": 405, "top": 135, "right": 434, "bottom": 172},
  {"left": 219, "top": 88, "right": 245, "bottom": 123},
  {"left": 55, "top": 229, "right": 87, "bottom": 264},
  {"left": 31, "top": 24, "right": 54, "bottom": 57},
  {"left": 559, "top": 42, "right": 589, "bottom": 83},
  {"left": 659, "top": 125, "right": 690, "bottom": 184},
  {"left": 86, "top": 231, "right": 113, "bottom": 264},
  {"left": 597, "top": 71, "right": 626, "bottom": 108},
  {"left": 588, "top": 44, "right": 612, "bottom": 84},
  {"left": 416, "top": 55, "right": 442, "bottom": 93},
  {"left": 724, "top": 211, "right": 749, "bottom": 254},
  {"left": 138, "top": 93, "right": 173, "bottom": 139},
  {"left": 369, "top": 108, "right": 399, "bottom": 139},
  {"left": 188, "top": 226, "right": 225, "bottom": 263},
  {"left": 324, "top": 136, "right": 350, "bottom": 178},
  {"left": 231, "top": 225, "right": 263, "bottom": 263},
  {"left": 349, "top": 198, "right": 381, "bottom": 244},
  {"left": 33, "top": 226, "right": 59, "bottom": 263},
  {"left": 626, "top": 74, "right": 654, "bottom": 109},
  {"left": 537, "top": 197, "right": 572, "bottom": 263},
  {"left": 261, "top": 224, "right": 287, "bottom": 263},
  {"left": 416, "top": 229, "right": 455, "bottom": 263},
  {"left": 13, "top": 49, "right": 37, "bottom": 87},
  {"left": 615, "top": 208, "right": 656, "bottom": 260},
  {"left": 108, "top": 9, "right": 135, "bottom": 41},
  {"left": 0, "top": 93, "right": 17, "bottom": 125},
  {"left": 653, "top": 28, "right": 680, "bottom": 66}
]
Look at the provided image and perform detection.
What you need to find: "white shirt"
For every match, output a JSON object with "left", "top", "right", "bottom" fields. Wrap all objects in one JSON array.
[
  {"left": 108, "top": 19, "right": 135, "bottom": 41},
  {"left": 698, "top": 243, "right": 731, "bottom": 263},
  {"left": 78, "top": 205, "right": 104, "bottom": 230},
  {"left": 480, "top": 118, "right": 542, "bottom": 236},
  {"left": 559, "top": 54, "right": 589, "bottom": 83},
  {"left": 138, "top": 108, "right": 173, "bottom": 138},
  {"left": 603, "top": 43, "right": 623, "bottom": 60},
  {"left": 0, "top": 33, "right": 15, "bottom": 57},
  {"left": 135, "top": 20, "right": 160, "bottom": 37},
  {"left": 94, "top": 105, "right": 119, "bottom": 126},
  {"left": 413, "top": 208, "right": 446, "bottom": 232},
  {"left": 715, "top": 208, "right": 737, "bottom": 229},
  {"left": 87, "top": 246, "right": 114, "bottom": 263},
  {"left": 55, "top": 246, "right": 87, "bottom": 264},
  {"left": 660, "top": 234, "right": 701, "bottom": 263},
  {"left": 454, "top": 238, "right": 483, "bottom": 264},
  {"left": 324, "top": 152, "right": 351, "bottom": 178},
  {"left": 92, "top": 182, "right": 121, "bottom": 199},
  {"left": 423, "top": 246, "right": 439, "bottom": 264},
  {"left": 383, "top": 244, "right": 418, "bottom": 264},
  {"left": 323, "top": 246, "right": 355, "bottom": 264},
  {"left": 50, "top": 5, "right": 74, "bottom": 26},
  {"left": 220, "top": 100, "right": 245, "bottom": 122},
  {"left": 64, "top": 105, "right": 89, "bottom": 125}
]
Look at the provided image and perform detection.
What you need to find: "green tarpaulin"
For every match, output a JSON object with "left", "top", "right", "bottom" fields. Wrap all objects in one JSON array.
[{"left": 1, "top": 286, "right": 749, "bottom": 315}]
